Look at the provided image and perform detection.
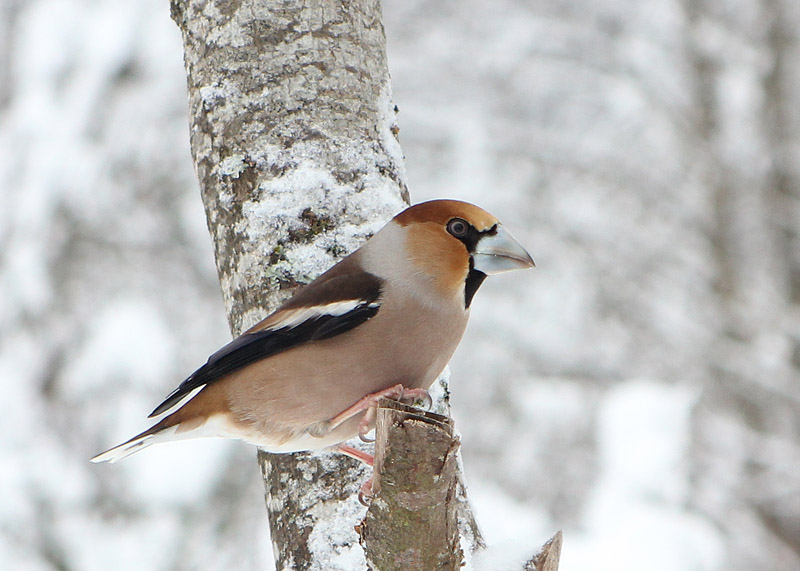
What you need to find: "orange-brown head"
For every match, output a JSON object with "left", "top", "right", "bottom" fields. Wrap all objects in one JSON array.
[{"left": 384, "top": 199, "right": 534, "bottom": 307}]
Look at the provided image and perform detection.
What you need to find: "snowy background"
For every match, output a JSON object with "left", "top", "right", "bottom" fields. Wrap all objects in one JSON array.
[{"left": 2, "top": 0, "right": 800, "bottom": 569}]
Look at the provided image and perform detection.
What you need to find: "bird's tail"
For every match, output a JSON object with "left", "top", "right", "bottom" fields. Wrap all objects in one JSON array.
[
  {"left": 90, "top": 418, "right": 179, "bottom": 464},
  {"left": 90, "top": 434, "right": 152, "bottom": 463}
]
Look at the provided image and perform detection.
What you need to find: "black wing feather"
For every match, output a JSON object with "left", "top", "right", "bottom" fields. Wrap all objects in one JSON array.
[
  {"left": 148, "top": 300, "right": 380, "bottom": 417},
  {"left": 310, "top": 304, "right": 381, "bottom": 341}
]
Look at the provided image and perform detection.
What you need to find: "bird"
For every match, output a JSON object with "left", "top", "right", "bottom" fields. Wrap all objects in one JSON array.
[{"left": 91, "top": 199, "right": 534, "bottom": 467}]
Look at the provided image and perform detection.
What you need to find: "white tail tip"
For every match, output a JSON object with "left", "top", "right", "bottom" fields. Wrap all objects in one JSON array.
[{"left": 90, "top": 435, "right": 153, "bottom": 464}]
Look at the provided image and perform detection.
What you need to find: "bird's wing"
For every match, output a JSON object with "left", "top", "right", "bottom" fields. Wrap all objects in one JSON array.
[{"left": 148, "top": 270, "right": 383, "bottom": 417}]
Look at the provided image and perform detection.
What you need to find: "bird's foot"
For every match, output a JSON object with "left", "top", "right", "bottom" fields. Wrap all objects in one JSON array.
[
  {"left": 325, "top": 384, "right": 432, "bottom": 442},
  {"left": 357, "top": 387, "right": 431, "bottom": 440}
]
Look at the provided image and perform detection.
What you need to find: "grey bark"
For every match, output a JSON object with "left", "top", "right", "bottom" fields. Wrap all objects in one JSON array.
[{"left": 171, "top": 0, "right": 485, "bottom": 568}]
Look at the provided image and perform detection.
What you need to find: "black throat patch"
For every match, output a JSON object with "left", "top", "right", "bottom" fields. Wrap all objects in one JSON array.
[
  {"left": 456, "top": 224, "right": 496, "bottom": 308},
  {"left": 464, "top": 264, "right": 487, "bottom": 308}
]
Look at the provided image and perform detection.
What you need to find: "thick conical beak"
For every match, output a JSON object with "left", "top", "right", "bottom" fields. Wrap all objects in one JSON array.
[{"left": 472, "top": 225, "right": 535, "bottom": 275}]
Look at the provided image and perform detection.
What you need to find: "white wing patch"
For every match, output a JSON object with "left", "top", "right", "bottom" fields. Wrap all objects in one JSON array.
[{"left": 266, "top": 299, "right": 380, "bottom": 332}]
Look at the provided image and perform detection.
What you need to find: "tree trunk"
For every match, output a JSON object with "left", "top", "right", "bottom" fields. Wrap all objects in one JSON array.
[{"left": 170, "top": 0, "right": 489, "bottom": 568}]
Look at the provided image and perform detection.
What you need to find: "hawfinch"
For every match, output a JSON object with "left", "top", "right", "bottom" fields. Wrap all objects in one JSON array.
[{"left": 91, "top": 199, "right": 534, "bottom": 465}]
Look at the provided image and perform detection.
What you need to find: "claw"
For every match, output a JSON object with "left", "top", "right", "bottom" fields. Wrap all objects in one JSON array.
[
  {"left": 418, "top": 391, "right": 432, "bottom": 410},
  {"left": 357, "top": 401, "right": 378, "bottom": 439},
  {"left": 397, "top": 387, "right": 432, "bottom": 410},
  {"left": 358, "top": 477, "right": 374, "bottom": 505}
]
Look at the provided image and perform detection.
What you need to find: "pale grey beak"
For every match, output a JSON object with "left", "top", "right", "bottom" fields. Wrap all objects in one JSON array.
[{"left": 472, "top": 225, "right": 535, "bottom": 275}]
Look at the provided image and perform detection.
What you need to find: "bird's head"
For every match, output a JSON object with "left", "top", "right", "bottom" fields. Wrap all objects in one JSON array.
[{"left": 390, "top": 199, "right": 534, "bottom": 307}]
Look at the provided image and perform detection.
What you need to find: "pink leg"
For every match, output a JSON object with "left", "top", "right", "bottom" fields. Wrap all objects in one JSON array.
[
  {"left": 337, "top": 443, "right": 373, "bottom": 466},
  {"left": 325, "top": 384, "right": 431, "bottom": 442},
  {"left": 337, "top": 444, "right": 375, "bottom": 505}
]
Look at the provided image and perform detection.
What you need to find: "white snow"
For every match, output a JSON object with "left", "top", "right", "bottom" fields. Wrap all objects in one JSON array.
[
  {"left": 306, "top": 496, "right": 367, "bottom": 571},
  {"left": 465, "top": 380, "right": 724, "bottom": 571},
  {"left": 560, "top": 380, "right": 724, "bottom": 571}
]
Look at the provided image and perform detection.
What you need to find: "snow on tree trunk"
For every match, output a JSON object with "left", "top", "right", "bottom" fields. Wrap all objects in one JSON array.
[{"left": 170, "top": 0, "right": 486, "bottom": 568}]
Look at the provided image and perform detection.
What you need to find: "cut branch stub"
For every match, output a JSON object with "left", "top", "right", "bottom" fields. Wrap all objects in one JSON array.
[
  {"left": 525, "top": 530, "right": 563, "bottom": 571},
  {"left": 359, "top": 398, "right": 462, "bottom": 570}
]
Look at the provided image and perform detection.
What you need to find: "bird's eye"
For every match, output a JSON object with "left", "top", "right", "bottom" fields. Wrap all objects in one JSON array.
[{"left": 447, "top": 218, "right": 469, "bottom": 237}]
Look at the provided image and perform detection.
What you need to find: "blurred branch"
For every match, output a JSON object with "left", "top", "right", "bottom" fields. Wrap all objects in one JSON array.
[{"left": 525, "top": 530, "right": 563, "bottom": 571}]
